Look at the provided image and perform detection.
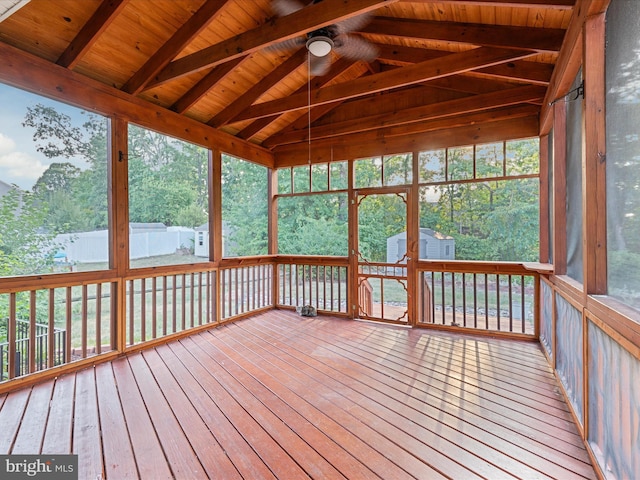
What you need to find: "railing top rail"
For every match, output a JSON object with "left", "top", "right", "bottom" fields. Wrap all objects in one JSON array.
[
  {"left": 0, "top": 271, "right": 119, "bottom": 294},
  {"left": 274, "top": 255, "right": 349, "bottom": 266},
  {"left": 219, "top": 255, "right": 277, "bottom": 268},
  {"left": 417, "top": 260, "right": 546, "bottom": 275},
  {"left": 124, "top": 263, "right": 219, "bottom": 279}
]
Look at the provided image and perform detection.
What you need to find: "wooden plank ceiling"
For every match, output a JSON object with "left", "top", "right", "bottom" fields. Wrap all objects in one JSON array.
[{"left": 0, "top": 0, "right": 574, "bottom": 165}]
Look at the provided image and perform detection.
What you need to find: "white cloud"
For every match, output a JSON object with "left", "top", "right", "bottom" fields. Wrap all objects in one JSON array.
[
  {"left": 0, "top": 132, "right": 17, "bottom": 154},
  {"left": 0, "top": 151, "right": 47, "bottom": 181}
]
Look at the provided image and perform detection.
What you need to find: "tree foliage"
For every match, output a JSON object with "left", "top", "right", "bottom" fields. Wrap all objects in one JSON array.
[
  {"left": 221, "top": 155, "right": 268, "bottom": 256},
  {"left": 7, "top": 102, "right": 540, "bottom": 278}
]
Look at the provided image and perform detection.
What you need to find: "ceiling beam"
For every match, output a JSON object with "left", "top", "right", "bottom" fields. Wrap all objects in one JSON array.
[
  {"left": 273, "top": 115, "right": 539, "bottom": 166},
  {"left": 404, "top": 0, "right": 574, "bottom": 8},
  {"left": 360, "top": 17, "right": 565, "bottom": 53},
  {"left": 232, "top": 46, "right": 536, "bottom": 122},
  {"left": 56, "top": 0, "right": 130, "bottom": 69},
  {"left": 0, "top": 41, "right": 272, "bottom": 166},
  {"left": 122, "top": 0, "right": 228, "bottom": 95},
  {"left": 376, "top": 44, "right": 553, "bottom": 85},
  {"left": 267, "top": 85, "right": 545, "bottom": 146},
  {"left": 208, "top": 49, "right": 307, "bottom": 127},
  {"left": 151, "top": 0, "right": 395, "bottom": 87},
  {"left": 171, "top": 56, "right": 248, "bottom": 114},
  {"left": 238, "top": 58, "right": 356, "bottom": 140}
]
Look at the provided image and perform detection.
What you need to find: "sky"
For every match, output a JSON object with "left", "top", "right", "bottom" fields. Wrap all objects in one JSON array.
[{"left": 0, "top": 82, "right": 90, "bottom": 191}]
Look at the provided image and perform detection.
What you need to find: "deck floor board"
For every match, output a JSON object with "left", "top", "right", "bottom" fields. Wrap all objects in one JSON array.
[
  {"left": 0, "top": 311, "right": 597, "bottom": 479},
  {"left": 238, "top": 316, "right": 595, "bottom": 479}
]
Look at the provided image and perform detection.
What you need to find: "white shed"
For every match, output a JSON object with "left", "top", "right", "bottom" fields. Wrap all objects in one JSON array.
[
  {"left": 194, "top": 222, "right": 232, "bottom": 258},
  {"left": 386, "top": 228, "right": 455, "bottom": 263}
]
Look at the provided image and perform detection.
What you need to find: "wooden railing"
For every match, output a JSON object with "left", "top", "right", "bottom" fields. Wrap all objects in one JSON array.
[
  {"left": 276, "top": 256, "right": 349, "bottom": 314},
  {"left": 0, "top": 277, "right": 116, "bottom": 381},
  {"left": 0, "top": 257, "right": 547, "bottom": 387},
  {"left": 219, "top": 259, "right": 274, "bottom": 320},
  {"left": 417, "top": 262, "right": 540, "bottom": 337},
  {"left": 125, "top": 268, "right": 217, "bottom": 347}
]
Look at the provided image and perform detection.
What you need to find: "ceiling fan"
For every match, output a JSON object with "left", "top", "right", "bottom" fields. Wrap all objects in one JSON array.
[{"left": 270, "top": 0, "right": 378, "bottom": 76}]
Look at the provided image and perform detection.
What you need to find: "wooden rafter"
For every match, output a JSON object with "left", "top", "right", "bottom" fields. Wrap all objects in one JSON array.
[
  {"left": 273, "top": 116, "right": 539, "bottom": 165},
  {"left": 56, "top": 0, "right": 130, "bottom": 69},
  {"left": 376, "top": 44, "right": 553, "bottom": 85},
  {"left": 266, "top": 85, "right": 546, "bottom": 146},
  {"left": 208, "top": 48, "right": 307, "bottom": 127},
  {"left": 360, "top": 17, "right": 566, "bottom": 53},
  {"left": 232, "top": 47, "right": 536, "bottom": 122},
  {"left": 151, "top": 0, "right": 396, "bottom": 87},
  {"left": 404, "top": 0, "right": 574, "bottom": 8},
  {"left": 238, "top": 58, "right": 356, "bottom": 140},
  {"left": 171, "top": 56, "right": 248, "bottom": 114},
  {"left": 123, "top": 0, "right": 229, "bottom": 95}
]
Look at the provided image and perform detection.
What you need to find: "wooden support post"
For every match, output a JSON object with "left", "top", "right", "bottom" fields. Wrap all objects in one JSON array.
[
  {"left": 110, "top": 116, "right": 128, "bottom": 353},
  {"left": 552, "top": 102, "right": 567, "bottom": 275},
  {"left": 582, "top": 12, "right": 607, "bottom": 297}
]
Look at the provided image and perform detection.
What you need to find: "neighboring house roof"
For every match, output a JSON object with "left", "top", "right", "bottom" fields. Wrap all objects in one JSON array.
[
  {"left": 0, "top": 179, "right": 15, "bottom": 197},
  {"left": 418, "top": 228, "right": 454, "bottom": 240},
  {"left": 389, "top": 229, "right": 454, "bottom": 241}
]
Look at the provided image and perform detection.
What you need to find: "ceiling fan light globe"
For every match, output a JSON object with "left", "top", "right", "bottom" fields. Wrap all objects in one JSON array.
[{"left": 306, "top": 36, "right": 333, "bottom": 57}]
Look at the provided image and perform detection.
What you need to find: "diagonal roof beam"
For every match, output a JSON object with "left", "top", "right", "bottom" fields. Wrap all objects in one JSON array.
[
  {"left": 208, "top": 48, "right": 307, "bottom": 127},
  {"left": 57, "top": 0, "right": 130, "bottom": 69},
  {"left": 151, "top": 0, "right": 395, "bottom": 87},
  {"left": 376, "top": 44, "right": 553, "bottom": 85},
  {"left": 405, "top": 0, "right": 574, "bottom": 8},
  {"left": 232, "top": 46, "right": 536, "bottom": 122},
  {"left": 266, "top": 84, "right": 546, "bottom": 146},
  {"left": 238, "top": 58, "right": 356, "bottom": 140},
  {"left": 360, "top": 17, "right": 565, "bottom": 53},
  {"left": 123, "top": 0, "right": 229, "bottom": 94},
  {"left": 171, "top": 56, "right": 248, "bottom": 114}
]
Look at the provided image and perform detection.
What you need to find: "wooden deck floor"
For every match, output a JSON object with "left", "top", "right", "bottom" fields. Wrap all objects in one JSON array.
[{"left": 0, "top": 310, "right": 596, "bottom": 480}]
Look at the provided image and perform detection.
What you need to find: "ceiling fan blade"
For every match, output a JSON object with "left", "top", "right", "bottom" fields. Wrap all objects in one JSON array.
[
  {"left": 333, "top": 34, "right": 378, "bottom": 61},
  {"left": 266, "top": 36, "right": 306, "bottom": 53},
  {"left": 272, "top": 0, "right": 307, "bottom": 17},
  {"left": 334, "top": 12, "right": 373, "bottom": 35},
  {"left": 309, "top": 53, "right": 332, "bottom": 76}
]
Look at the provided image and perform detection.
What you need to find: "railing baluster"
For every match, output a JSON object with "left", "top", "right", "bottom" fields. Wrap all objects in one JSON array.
[
  {"left": 473, "top": 274, "right": 477, "bottom": 329},
  {"left": 234, "top": 267, "right": 239, "bottom": 316},
  {"left": 181, "top": 273, "right": 187, "bottom": 331},
  {"left": 29, "top": 290, "right": 36, "bottom": 374},
  {"left": 152, "top": 277, "right": 157, "bottom": 339},
  {"left": 96, "top": 284, "right": 102, "bottom": 354},
  {"left": 172, "top": 275, "right": 178, "bottom": 334},
  {"left": 162, "top": 276, "right": 168, "bottom": 336},
  {"left": 128, "top": 280, "right": 135, "bottom": 345},
  {"left": 140, "top": 278, "right": 146, "bottom": 343},
  {"left": 81, "top": 284, "right": 88, "bottom": 358},
  {"left": 48, "top": 289, "right": 55, "bottom": 369},
  {"left": 496, "top": 274, "right": 501, "bottom": 331},
  {"left": 65, "top": 287, "right": 72, "bottom": 363},
  {"left": 484, "top": 274, "right": 489, "bottom": 329},
  {"left": 189, "top": 273, "right": 194, "bottom": 328},
  {"left": 508, "top": 275, "right": 513, "bottom": 332},
  {"left": 198, "top": 272, "right": 204, "bottom": 325},
  {"left": 8, "top": 293, "right": 16, "bottom": 379},
  {"left": 462, "top": 273, "right": 467, "bottom": 327},
  {"left": 521, "top": 275, "right": 526, "bottom": 333}
]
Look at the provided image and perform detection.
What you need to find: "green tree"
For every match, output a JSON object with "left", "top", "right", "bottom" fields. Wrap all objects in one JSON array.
[
  {"left": 221, "top": 155, "right": 268, "bottom": 256},
  {"left": 128, "top": 125, "right": 208, "bottom": 228},
  {"left": 24, "top": 104, "right": 109, "bottom": 231},
  {"left": 0, "top": 188, "right": 59, "bottom": 276}
]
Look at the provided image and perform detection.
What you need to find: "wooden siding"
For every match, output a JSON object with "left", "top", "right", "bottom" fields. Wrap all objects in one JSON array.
[{"left": 0, "top": 310, "right": 596, "bottom": 479}]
